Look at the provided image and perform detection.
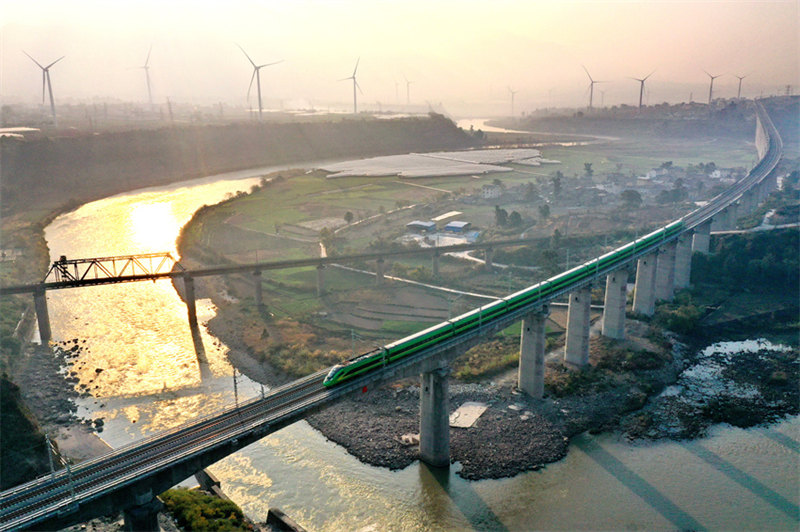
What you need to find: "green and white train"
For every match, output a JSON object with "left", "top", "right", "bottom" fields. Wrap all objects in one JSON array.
[{"left": 323, "top": 219, "right": 685, "bottom": 387}]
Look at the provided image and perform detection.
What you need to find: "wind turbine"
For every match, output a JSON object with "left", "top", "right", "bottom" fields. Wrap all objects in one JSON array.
[
  {"left": 140, "top": 45, "right": 154, "bottom": 109},
  {"left": 404, "top": 75, "right": 413, "bottom": 105},
  {"left": 24, "top": 51, "right": 64, "bottom": 126},
  {"left": 340, "top": 58, "right": 362, "bottom": 114},
  {"left": 582, "top": 65, "right": 605, "bottom": 109},
  {"left": 630, "top": 70, "right": 655, "bottom": 109},
  {"left": 237, "top": 44, "right": 283, "bottom": 120},
  {"left": 508, "top": 86, "right": 518, "bottom": 116},
  {"left": 734, "top": 74, "right": 747, "bottom": 99},
  {"left": 704, "top": 70, "right": 721, "bottom": 105}
]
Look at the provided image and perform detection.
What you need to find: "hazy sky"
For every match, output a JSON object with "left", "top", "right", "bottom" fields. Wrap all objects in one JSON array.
[{"left": 1, "top": 0, "right": 797, "bottom": 115}]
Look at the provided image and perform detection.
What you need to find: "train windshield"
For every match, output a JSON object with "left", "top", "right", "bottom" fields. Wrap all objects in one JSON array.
[{"left": 324, "top": 365, "right": 343, "bottom": 383}]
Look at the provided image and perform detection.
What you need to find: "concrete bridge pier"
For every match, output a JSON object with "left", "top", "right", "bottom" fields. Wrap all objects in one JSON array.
[
  {"left": 711, "top": 206, "right": 733, "bottom": 232},
  {"left": 741, "top": 191, "right": 755, "bottom": 216},
  {"left": 601, "top": 270, "right": 627, "bottom": 340},
  {"left": 122, "top": 486, "right": 162, "bottom": 532},
  {"left": 518, "top": 305, "right": 549, "bottom": 398},
  {"left": 655, "top": 242, "right": 676, "bottom": 302},
  {"left": 33, "top": 285, "right": 52, "bottom": 345},
  {"left": 632, "top": 253, "right": 657, "bottom": 316},
  {"left": 432, "top": 252, "right": 440, "bottom": 278},
  {"left": 182, "top": 274, "right": 198, "bottom": 328},
  {"left": 674, "top": 236, "right": 692, "bottom": 289},
  {"left": 316, "top": 265, "right": 326, "bottom": 297},
  {"left": 564, "top": 286, "right": 592, "bottom": 367},
  {"left": 692, "top": 221, "right": 711, "bottom": 254},
  {"left": 765, "top": 173, "right": 779, "bottom": 196},
  {"left": 726, "top": 203, "right": 739, "bottom": 229},
  {"left": 376, "top": 258, "right": 385, "bottom": 286},
  {"left": 420, "top": 367, "right": 450, "bottom": 468},
  {"left": 484, "top": 248, "right": 494, "bottom": 272},
  {"left": 253, "top": 270, "right": 263, "bottom": 308}
]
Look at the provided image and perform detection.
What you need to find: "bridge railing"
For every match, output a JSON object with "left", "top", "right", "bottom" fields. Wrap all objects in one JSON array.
[{"left": 45, "top": 252, "right": 182, "bottom": 284}]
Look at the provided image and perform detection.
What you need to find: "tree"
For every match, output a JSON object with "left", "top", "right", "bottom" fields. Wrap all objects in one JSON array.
[
  {"left": 551, "top": 171, "right": 563, "bottom": 198},
  {"left": 538, "top": 203, "right": 550, "bottom": 220},
  {"left": 494, "top": 205, "right": 508, "bottom": 226},
  {"left": 509, "top": 211, "right": 522, "bottom": 226},
  {"left": 660, "top": 161, "right": 673, "bottom": 170},
  {"left": 492, "top": 178, "right": 505, "bottom": 188},
  {"left": 344, "top": 211, "right": 354, "bottom": 224},
  {"left": 620, "top": 189, "right": 642, "bottom": 208},
  {"left": 524, "top": 182, "right": 539, "bottom": 202},
  {"left": 551, "top": 228, "right": 562, "bottom": 249},
  {"left": 584, "top": 162, "right": 594, "bottom": 178}
]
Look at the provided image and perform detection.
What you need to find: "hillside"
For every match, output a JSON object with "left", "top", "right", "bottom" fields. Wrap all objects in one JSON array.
[{"left": 0, "top": 113, "right": 476, "bottom": 216}]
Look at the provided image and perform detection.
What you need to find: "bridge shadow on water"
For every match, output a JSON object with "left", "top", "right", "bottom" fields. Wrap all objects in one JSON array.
[
  {"left": 758, "top": 427, "right": 800, "bottom": 454},
  {"left": 681, "top": 439, "right": 799, "bottom": 522},
  {"left": 419, "top": 463, "right": 509, "bottom": 531},
  {"left": 574, "top": 437, "right": 705, "bottom": 531}
]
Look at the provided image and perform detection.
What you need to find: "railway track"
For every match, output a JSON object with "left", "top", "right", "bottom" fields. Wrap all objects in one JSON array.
[{"left": 0, "top": 101, "right": 784, "bottom": 531}]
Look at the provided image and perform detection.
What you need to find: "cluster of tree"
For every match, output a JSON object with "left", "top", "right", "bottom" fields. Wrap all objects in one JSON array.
[
  {"left": 656, "top": 181, "right": 689, "bottom": 204},
  {"left": 686, "top": 162, "right": 717, "bottom": 176},
  {"left": 160, "top": 488, "right": 252, "bottom": 532},
  {"left": 692, "top": 230, "right": 799, "bottom": 293},
  {"left": 1, "top": 377, "right": 50, "bottom": 490},
  {"left": 494, "top": 205, "right": 523, "bottom": 227}
]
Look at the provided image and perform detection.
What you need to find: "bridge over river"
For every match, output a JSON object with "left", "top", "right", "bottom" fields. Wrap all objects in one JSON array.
[{"left": 0, "top": 101, "right": 785, "bottom": 531}]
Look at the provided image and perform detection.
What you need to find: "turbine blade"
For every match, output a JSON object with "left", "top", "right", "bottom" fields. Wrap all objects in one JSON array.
[
  {"left": 356, "top": 80, "right": 363, "bottom": 94},
  {"left": 644, "top": 70, "right": 656, "bottom": 80},
  {"left": 247, "top": 70, "right": 256, "bottom": 100},
  {"left": 582, "top": 64, "right": 593, "bottom": 82},
  {"left": 353, "top": 57, "right": 360, "bottom": 77},
  {"left": 145, "top": 44, "right": 153, "bottom": 67},
  {"left": 45, "top": 56, "right": 65, "bottom": 69},
  {"left": 258, "top": 60, "right": 283, "bottom": 68},
  {"left": 23, "top": 51, "right": 45, "bottom": 69},
  {"left": 237, "top": 44, "right": 257, "bottom": 67}
]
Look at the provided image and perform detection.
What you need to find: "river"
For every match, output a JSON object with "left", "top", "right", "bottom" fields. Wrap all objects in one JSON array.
[{"left": 42, "top": 161, "right": 798, "bottom": 530}]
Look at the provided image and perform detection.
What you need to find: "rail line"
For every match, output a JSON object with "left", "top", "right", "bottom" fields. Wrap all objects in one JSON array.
[{"left": 0, "top": 101, "right": 784, "bottom": 531}]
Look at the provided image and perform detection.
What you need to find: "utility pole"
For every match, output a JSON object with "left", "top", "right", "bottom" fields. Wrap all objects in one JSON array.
[
  {"left": 233, "top": 367, "right": 239, "bottom": 408},
  {"left": 45, "top": 434, "right": 56, "bottom": 480}
]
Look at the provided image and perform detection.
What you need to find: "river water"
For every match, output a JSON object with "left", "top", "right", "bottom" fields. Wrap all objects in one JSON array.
[{"left": 42, "top": 161, "right": 798, "bottom": 530}]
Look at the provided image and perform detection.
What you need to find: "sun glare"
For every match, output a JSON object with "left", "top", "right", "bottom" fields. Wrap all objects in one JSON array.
[{"left": 128, "top": 201, "right": 179, "bottom": 251}]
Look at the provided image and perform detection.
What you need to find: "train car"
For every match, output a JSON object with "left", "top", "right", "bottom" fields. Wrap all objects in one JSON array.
[{"left": 323, "top": 348, "right": 386, "bottom": 387}]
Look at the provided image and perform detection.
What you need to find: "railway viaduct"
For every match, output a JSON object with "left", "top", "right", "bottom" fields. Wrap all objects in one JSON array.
[{"left": 0, "top": 101, "right": 785, "bottom": 531}]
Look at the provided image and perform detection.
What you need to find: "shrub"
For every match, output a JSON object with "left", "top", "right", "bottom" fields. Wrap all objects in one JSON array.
[{"left": 161, "top": 488, "right": 252, "bottom": 532}]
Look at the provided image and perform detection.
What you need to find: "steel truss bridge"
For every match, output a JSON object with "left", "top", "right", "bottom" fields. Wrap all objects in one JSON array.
[{"left": 0, "top": 101, "right": 784, "bottom": 531}]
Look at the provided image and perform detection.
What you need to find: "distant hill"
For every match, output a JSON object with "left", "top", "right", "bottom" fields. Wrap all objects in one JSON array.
[
  {"left": 762, "top": 96, "right": 800, "bottom": 156},
  {"left": 0, "top": 113, "right": 476, "bottom": 216},
  {"left": 494, "top": 100, "right": 760, "bottom": 140}
]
